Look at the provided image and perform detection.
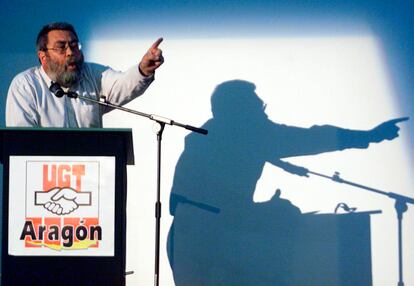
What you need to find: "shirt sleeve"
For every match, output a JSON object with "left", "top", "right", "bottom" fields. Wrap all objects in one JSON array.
[
  {"left": 98, "top": 64, "right": 154, "bottom": 110},
  {"left": 6, "top": 75, "right": 39, "bottom": 127}
]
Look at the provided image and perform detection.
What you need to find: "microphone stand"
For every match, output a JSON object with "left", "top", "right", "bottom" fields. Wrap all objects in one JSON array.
[
  {"left": 308, "top": 170, "right": 414, "bottom": 286},
  {"left": 51, "top": 84, "right": 208, "bottom": 286}
]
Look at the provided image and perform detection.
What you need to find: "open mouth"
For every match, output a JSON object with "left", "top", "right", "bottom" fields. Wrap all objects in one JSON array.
[{"left": 67, "top": 62, "right": 78, "bottom": 71}]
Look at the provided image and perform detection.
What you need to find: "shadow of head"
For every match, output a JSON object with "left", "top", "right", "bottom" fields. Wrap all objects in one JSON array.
[{"left": 211, "top": 80, "right": 268, "bottom": 121}]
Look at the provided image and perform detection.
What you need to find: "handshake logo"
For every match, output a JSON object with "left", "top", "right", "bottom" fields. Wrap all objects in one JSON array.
[{"left": 35, "top": 187, "right": 92, "bottom": 215}]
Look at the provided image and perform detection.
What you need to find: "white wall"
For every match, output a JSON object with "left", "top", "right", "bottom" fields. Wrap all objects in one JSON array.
[{"left": 89, "top": 36, "right": 414, "bottom": 286}]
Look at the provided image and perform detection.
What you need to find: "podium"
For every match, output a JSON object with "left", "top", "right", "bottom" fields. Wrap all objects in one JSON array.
[{"left": 0, "top": 127, "right": 134, "bottom": 286}]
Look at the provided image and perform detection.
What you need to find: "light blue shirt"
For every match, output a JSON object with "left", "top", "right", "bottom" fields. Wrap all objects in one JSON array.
[{"left": 6, "top": 63, "right": 154, "bottom": 127}]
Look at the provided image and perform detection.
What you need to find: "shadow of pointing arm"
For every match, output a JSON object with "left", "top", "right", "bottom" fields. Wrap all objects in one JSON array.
[
  {"left": 276, "top": 117, "right": 409, "bottom": 158},
  {"left": 334, "top": 116, "right": 409, "bottom": 150},
  {"left": 269, "top": 117, "right": 409, "bottom": 176}
]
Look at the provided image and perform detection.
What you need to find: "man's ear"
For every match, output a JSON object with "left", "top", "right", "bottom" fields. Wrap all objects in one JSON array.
[{"left": 38, "top": 51, "right": 47, "bottom": 66}]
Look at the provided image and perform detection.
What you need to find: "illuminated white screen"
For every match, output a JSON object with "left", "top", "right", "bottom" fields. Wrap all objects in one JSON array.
[{"left": 88, "top": 37, "right": 414, "bottom": 286}]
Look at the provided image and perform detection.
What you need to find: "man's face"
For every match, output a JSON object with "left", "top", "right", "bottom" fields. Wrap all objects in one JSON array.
[{"left": 38, "top": 30, "right": 84, "bottom": 88}]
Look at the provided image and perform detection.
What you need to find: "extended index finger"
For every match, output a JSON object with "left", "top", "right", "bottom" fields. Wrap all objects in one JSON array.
[
  {"left": 387, "top": 117, "right": 409, "bottom": 125},
  {"left": 150, "top": 37, "right": 163, "bottom": 50}
]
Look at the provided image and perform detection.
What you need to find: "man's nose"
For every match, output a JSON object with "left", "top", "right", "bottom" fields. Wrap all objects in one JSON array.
[{"left": 65, "top": 45, "right": 74, "bottom": 56}]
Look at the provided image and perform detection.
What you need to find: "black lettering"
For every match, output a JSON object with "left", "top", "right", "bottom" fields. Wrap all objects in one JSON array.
[
  {"left": 90, "top": 225, "right": 102, "bottom": 241},
  {"left": 61, "top": 225, "right": 74, "bottom": 247},
  {"left": 38, "top": 225, "right": 46, "bottom": 240},
  {"left": 76, "top": 225, "right": 88, "bottom": 240},
  {"left": 48, "top": 225, "right": 60, "bottom": 241},
  {"left": 20, "top": 221, "right": 36, "bottom": 240}
]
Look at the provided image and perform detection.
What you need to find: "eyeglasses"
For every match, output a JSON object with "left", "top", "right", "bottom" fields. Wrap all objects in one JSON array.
[{"left": 44, "top": 41, "right": 82, "bottom": 54}]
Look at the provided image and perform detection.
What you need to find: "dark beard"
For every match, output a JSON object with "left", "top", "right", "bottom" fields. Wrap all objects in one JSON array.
[{"left": 47, "top": 53, "right": 84, "bottom": 88}]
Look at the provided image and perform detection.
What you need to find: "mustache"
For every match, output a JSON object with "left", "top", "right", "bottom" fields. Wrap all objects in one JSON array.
[{"left": 64, "top": 54, "right": 84, "bottom": 69}]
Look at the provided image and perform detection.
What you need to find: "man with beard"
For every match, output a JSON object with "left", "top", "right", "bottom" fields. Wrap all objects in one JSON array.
[{"left": 6, "top": 22, "right": 164, "bottom": 127}]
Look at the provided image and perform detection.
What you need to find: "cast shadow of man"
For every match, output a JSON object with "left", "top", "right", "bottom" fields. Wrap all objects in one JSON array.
[{"left": 167, "top": 80, "right": 407, "bottom": 286}]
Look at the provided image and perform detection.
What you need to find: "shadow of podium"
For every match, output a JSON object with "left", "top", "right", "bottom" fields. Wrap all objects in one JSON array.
[{"left": 168, "top": 209, "right": 379, "bottom": 286}]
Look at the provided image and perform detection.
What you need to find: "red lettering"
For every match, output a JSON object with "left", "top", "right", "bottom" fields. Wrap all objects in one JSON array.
[
  {"left": 71, "top": 165, "right": 85, "bottom": 192},
  {"left": 58, "top": 165, "right": 71, "bottom": 188},
  {"left": 43, "top": 165, "right": 57, "bottom": 192},
  {"left": 43, "top": 164, "right": 85, "bottom": 191}
]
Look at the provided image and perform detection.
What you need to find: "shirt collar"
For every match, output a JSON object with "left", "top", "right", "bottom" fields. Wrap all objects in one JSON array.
[{"left": 40, "top": 65, "right": 53, "bottom": 88}]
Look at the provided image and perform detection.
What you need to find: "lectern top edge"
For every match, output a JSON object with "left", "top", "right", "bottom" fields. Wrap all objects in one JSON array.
[
  {"left": 0, "top": 127, "right": 133, "bottom": 132},
  {"left": 0, "top": 127, "right": 135, "bottom": 165}
]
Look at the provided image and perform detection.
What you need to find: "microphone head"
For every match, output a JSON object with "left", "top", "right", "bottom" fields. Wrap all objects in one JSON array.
[
  {"left": 66, "top": 91, "right": 78, "bottom": 98},
  {"left": 49, "top": 82, "right": 65, "bottom": 98}
]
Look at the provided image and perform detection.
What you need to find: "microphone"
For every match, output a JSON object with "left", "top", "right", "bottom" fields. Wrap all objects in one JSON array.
[
  {"left": 49, "top": 82, "right": 66, "bottom": 98},
  {"left": 49, "top": 82, "right": 79, "bottom": 99},
  {"left": 66, "top": 91, "right": 78, "bottom": 98}
]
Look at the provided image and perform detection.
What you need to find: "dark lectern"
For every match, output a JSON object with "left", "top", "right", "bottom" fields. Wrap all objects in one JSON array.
[{"left": 1, "top": 127, "right": 134, "bottom": 286}]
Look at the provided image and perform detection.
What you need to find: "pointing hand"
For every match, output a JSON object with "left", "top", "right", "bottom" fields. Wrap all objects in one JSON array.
[
  {"left": 370, "top": 117, "right": 409, "bottom": 142},
  {"left": 139, "top": 38, "right": 164, "bottom": 76}
]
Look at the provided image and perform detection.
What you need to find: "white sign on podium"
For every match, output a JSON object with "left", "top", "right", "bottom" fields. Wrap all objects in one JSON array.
[{"left": 8, "top": 156, "right": 115, "bottom": 256}]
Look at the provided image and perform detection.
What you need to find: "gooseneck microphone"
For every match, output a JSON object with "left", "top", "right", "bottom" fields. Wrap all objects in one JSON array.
[
  {"left": 49, "top": 82, "right": 78, "bottom": 98},
  {"left": 49, "top": 82, "right": 66, "bottom": 98}
]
